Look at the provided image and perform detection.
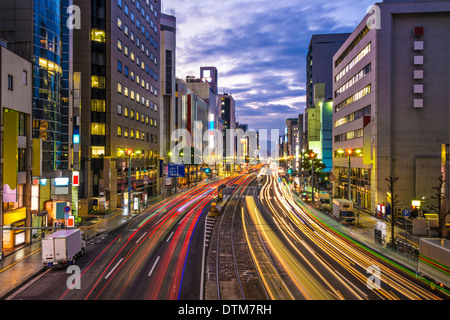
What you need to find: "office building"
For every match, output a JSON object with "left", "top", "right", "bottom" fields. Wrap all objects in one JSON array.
[
  {"left": 160, "top": 13, "right": 176, "bottom": 165},
  {"left": 332, "top": 0, "right": 450, "bottom": 215},
  {"left": 74, "top": 0, "right": 161, "bottom": 212},
  {"left": 0, "top": 43, "right": 33, "bottom": 251}
]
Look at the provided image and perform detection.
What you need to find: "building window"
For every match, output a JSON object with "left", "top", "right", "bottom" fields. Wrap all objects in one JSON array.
[
  {"left": 7, "top": 74, "right": 13, "bottom": 91},
  {"left": 91, "top": 146, "right": 105, "bottom": 157},
  {"left": 124, "top": 107, "right": 129, "bottom": 117},
  {"left": 117, "top": 39, "right": 122, "bottom": 51},
  {"left": 118, "top": 17, "right": 123, "bottom": 29},
  {"left": 91, "top": 29, "right": 106, "bottom": 42},
  {"left": 92, "top": 76, "right": 105, "bottom": 88},
  {"left": 124, "top": 127, "right": 129, "bottom": 137},
  {"left": 22, "top": 71, "right": 27, "bottom": 85},
  {"left": 91, "top": 99, "right": 106, "bottom": 112},
  {"left": 118, "top": 104, "right": 122, "bottom": 115},
  {"left": 117, "top": 125, "right": 122, "bottom": 136},
  {"left": 118, "top": 60, "right": 123, "bottom": 73},
  {"left": 118, "top": 82, "right": 122, "bottom": 94},
  {"left": 91, "top": 123, "right": 106, "bottom": 135}
]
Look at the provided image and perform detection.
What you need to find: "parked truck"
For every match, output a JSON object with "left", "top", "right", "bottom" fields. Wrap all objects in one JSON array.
[
  {"left": 42, "top": 229, "right": 86, "bottom": 267},
  {"left": 314, "top": 192, "right": 331, "bottom": 211},
  {"left": 417, "top": 238, "right": 450, "bottom": 290},
  {"left": 332, "top": 199, "right": 355, "bottom": 224}
]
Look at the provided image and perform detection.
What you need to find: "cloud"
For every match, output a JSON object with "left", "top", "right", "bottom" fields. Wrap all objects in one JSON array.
[{"left": 162, "top": 0, "right": 374, "bottom": 131}]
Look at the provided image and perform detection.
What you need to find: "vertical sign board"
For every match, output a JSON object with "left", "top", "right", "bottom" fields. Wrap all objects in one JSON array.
[{"left": 3, "top": 111, "right": 18, "bottom": 202}]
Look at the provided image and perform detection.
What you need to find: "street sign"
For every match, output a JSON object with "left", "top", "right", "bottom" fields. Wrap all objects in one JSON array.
[
  {"left": 329, "top": 174, "right": 336, "bottom": 182},
  {"left": 403, "top": 209, "right": 410, "bottom": 219},
  {"left": 63, "top": 206, "right": 71, "bottom": 213},
  {"left": 66, "top": 215, "right": 75, "bottom": 228},
  {"left": 168, "top": 163, "right": 185, "bottom": 177}
]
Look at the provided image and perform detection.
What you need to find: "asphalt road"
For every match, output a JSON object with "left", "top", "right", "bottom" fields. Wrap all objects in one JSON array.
[{"left": 6, "top": 175, "right": 244, "bottom": 300}]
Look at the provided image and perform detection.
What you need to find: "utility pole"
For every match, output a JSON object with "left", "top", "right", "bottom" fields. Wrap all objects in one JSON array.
[{"left": 310, "top": 151, "right": 316, "bottom": 203}]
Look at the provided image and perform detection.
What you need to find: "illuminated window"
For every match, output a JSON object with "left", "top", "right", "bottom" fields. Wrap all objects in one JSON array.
[
  {"left": 91, "top": 123, "right": 106, "bottom": 135},
  {"left": 124, "top": 127, "right": 129, "bottom": 137},
  {"left": 136, "top": 111, "right": 140, "bottom": 121},
  {"left": 124, "top": 45, "right": 129, "bottom": 56},
  {"left": 91, "top": 76, "right": 105, "bottom": 88},
  {"left": 91, "top": 29, "right": 106, "bottom": 42},
  {"left": 117, "top": 17, "right": 123, "bottom": 29},
  {"left": 91, "top": 99, "right": 106, "bottom": 112},
  {"left": 124, "top": 86, "right": 129, "bottom": 97},
  {"left": 130, "top": 109, "right": 134, "bottom": 119},
  {"left": 124, "top": 107, "right": 129, "bottom": 117},
  {"left": 91, "top": 146, "right": 105, "bottom": 157},
  {"left": 136, "top": 130, "right": 140, "bottom": 139},
  {"left": 131, "top": 129, "right": 135, "bottom": 139},
  {"left": 117, "top": 39, "right": 122, "bottom": 51},
  {"left": 117, "top": 82, "right": 122, "bottom": 93},
  {"left": 117, "top": 125, "right": 122, "bottom": 136}
]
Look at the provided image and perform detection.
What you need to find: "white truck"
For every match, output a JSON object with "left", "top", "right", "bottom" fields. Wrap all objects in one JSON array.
[
  {"left": 42, "top": 229, "right": 86, "bottom": 267},
  {"left": 314, "top": 192, "right": 331, "bottom": 211},
  {"left": 417, "top": 238, "right": 450, "bottom": 290},
  {"left": 332, "top": 199, "right": 355, "bottom": 224}
]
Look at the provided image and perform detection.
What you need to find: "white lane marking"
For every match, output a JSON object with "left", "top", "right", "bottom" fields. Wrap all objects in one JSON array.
[
  {"left": 166, "top": 231, "right": 174, "bottom": 242},
  {"left": 148, "top": 256, "right": 160, "bottom": 277},
  {"left": 136, "top": 232, "right": 147, "bottom": 244},
  {"left": 105, "top": 258, "right": 124, "bottom": 279}
]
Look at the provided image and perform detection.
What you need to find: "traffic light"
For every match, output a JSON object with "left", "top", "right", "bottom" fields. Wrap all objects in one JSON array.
[
  {"left": 287, "top": 168, "right": 293, "bottom": 175},
  {"left": 204, "top": 168, "right": 211, "bottom": 174}
]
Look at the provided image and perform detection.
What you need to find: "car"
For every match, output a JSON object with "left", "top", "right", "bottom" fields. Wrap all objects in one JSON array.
[{"left": 300, "top": 193, "right": 310, "bottom": 202}]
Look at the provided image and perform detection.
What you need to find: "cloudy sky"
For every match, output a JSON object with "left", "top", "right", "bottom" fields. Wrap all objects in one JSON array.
[{"left": 161, "top": 0, "right": 375, "bottom": 132}]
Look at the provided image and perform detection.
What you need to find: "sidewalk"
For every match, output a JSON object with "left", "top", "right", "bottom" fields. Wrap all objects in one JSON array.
[{"left": 291, "top": 191, "right": 422, "bottom": 272}]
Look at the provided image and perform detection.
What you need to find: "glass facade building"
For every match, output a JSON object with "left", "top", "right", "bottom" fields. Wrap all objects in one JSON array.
[{"left": 32, "top": 0, "right": 63, "bottom": 172}]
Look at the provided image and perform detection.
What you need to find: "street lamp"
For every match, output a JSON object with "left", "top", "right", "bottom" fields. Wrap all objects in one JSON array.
[
  {"left": 310, "top": 151, "right": 316, "bottom": 203},
  {"left": 346, "top": 149, "right": 352, "bottom": 202}
]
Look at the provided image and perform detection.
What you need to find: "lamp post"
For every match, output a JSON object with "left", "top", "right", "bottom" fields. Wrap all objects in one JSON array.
[
  {"left": 126, "top": 148, "right": 133, "bottom": 215},
  {"left": 346, "top": 149, "right": 353, "bottom": 202},
  {"left": 310, "top": 151, "right": 316, "bottom": 203}
]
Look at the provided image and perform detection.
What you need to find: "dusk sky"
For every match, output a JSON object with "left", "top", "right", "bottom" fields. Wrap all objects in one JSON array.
[{"left": 161, "top": 0, "right": 376, "bottom": 133}]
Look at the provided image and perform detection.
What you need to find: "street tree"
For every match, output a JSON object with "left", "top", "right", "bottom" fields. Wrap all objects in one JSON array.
[{"left": 386, "top": 176, "right": 399, "bottom": 248}]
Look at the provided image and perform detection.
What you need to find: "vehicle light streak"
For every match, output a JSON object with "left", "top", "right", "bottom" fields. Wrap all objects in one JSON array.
[{"left": 267, "top": 172, "right": 445, "bottom": 300}]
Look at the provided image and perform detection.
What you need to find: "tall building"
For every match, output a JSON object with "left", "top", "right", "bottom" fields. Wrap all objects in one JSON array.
[
  {"left": 0, "top": 0, "right": 65, "bottom": 175},
  {"left": 0, "top": 0, "right": 80, "bottom": 228},
  {"left": 305, "top": 33, "right": 350, "bottom": 172},
  {"left": 332, "top": 0, "right": 450, "bottom": 217},
  {"left": 306, "top": 33, "right": 350, "bottom": 109},
  {"left": 160, "top": 13, "right": 176, "bottom": 165},
  {"left": 74, "top": 0, "right": 161, "bottom": 212},
  {"left": 0, "top": 43, "right": 33, "bottom": 252}
]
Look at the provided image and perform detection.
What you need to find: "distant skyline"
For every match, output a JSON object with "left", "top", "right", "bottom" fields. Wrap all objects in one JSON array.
[{"left": 161, "top": 0, "right": 376, "bottom": 132}]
